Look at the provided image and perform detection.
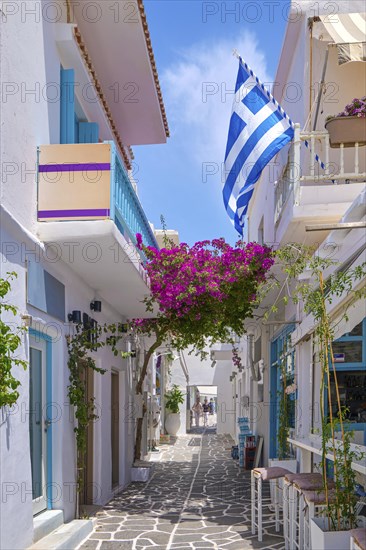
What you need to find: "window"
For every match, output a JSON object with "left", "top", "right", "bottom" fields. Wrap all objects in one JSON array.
[
  {"left": 269, "top": 324, "right": 296, "bottom": 458},
  {"left": 328, "top": 318, "right": 366, "bottom": 424},
  {"left": 60, "top": 67, "right": 99, "bottom": 144}
]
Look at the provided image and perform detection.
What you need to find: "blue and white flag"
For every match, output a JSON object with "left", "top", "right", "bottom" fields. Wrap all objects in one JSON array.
[{"left": 223, "top": 58, "right": 295, "bottom": 234}]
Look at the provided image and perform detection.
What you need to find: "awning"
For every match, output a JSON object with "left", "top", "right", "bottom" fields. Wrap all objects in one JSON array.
[
  {"left": 320, "top": 13, "right": 366, "bottom": 44},
  {"left": 337, "top": 42, "right": 366, "bottom": 64},
  {"left": 314, "top": 13, "right": 366, "bottom": 64},
  {"left": 333, "top": 300, "right": 366, "bottom": 340},
  {"left": 196, "top": 386, "right": 217, "bottom": 397}
]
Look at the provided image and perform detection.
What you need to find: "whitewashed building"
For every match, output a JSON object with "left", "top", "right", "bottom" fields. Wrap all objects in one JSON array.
[
  {"left": 0, "top": 1, "right": 169, "bottom": 548},
  {"left": 231, "top": 0, "right": 366, "bottom": 468}
]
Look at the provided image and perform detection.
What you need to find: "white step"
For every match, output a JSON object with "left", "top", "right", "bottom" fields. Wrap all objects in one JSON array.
[
  {"left": 28, "top": 519, "right": 93, "bottom": 550},
  {"left": 33, "top": 510, "right": 64, "bottom": 543}
]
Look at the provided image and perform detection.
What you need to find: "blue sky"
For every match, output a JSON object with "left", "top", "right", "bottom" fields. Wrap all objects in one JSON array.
[{"left": 135, "top": 0, "right": 291, "bottom": 245}]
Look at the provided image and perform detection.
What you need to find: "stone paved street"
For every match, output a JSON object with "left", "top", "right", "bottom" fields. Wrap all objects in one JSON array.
[{"left": 78, "top": 431, "right": 284, "bottom": 550}]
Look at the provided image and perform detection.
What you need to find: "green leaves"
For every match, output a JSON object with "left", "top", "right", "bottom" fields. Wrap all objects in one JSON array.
[
  {"left": 0, "top": 273, "right": 27, "bottom": 408},
  {"left": 274, "top": 246, "right": 366, "bottom": 530},
  {"left": 165, "top": 384, "right": 185, "bottom": 413}
]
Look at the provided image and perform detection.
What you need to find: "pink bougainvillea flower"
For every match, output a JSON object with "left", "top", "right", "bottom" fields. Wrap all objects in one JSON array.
[{"left": 136, "top": 233, "right": 143, "bottom": 250}]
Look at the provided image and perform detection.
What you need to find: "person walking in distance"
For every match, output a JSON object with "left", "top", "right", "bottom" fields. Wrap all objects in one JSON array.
[
  {"left": 202, "top": 398, "right": 210, "bottom": 427},
  {"left": 192, "top": 399, "right": 202, "bottom": 427}
]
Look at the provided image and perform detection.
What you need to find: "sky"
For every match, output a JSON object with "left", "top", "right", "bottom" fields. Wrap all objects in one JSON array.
[{"left": 134, "top": 0, "right": 291, "bottom": 245}]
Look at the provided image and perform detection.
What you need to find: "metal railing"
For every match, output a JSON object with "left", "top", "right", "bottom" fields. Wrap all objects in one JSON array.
[
  {"left": 274, "top": 124, "right": 366, "bottom": 224},
  {"left": 108, "top": 141, "right": 158, "bottom": 257}
]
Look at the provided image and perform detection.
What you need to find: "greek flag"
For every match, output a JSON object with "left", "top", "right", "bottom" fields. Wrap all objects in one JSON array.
[{"left": 223, "top": 58, "right": 295, "bottom": 234}]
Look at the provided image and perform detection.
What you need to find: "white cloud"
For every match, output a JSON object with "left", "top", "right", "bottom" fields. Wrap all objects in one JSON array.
[{"left": 162, "top": 32, "right": 273, "bottom": 167}]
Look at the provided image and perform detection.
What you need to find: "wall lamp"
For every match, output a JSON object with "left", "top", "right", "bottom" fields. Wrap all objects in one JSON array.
[
  {"left": 21, "top": 314, "right": 33, "bottom": 328},
  {"left": 68, "top": 310, "right": 81, "bottom": 323},
  {"left": 90, "top": 300, "right": 102, "bottom": 312},
  {"left": 211, "top": 360, "right": 217, "bottom": 368}
]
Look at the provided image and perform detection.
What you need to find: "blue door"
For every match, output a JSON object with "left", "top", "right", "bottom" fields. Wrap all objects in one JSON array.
[{"left": 29, "top": 337, "right": 48, "bottom": 514}]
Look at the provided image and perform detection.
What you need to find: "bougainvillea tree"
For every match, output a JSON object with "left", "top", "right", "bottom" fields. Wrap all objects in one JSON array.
[{"left": 132, "top": 235, "right": 274, "bottom": 460}]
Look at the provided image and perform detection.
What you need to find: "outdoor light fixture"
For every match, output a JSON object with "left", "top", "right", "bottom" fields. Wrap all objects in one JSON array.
[
  {"left": 21, "top": 314, "right": 32, "bottom": 328},
  {"left": 90, "top": 300, "right": 102, "bottom": 312},
  {"left": 130, "top": 349, "right": 137, "bottom": 358},
  {"left": 211, "top": 360, "right": 217, "bottom": 368},
  {"left": 119, "top": 323, "right": 128, "bottom": 333},
  {"left": 68, "top": 310, "right": 81, "bottom": 323}
]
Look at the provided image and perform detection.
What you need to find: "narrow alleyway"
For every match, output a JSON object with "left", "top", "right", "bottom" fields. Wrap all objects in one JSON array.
[{"left": 78, "top": 432, "right": 284, "bottom": 550}]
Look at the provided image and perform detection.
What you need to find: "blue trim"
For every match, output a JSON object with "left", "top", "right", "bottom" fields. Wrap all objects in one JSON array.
[
  {"left": 269, "top": 343, "right": 278, "bottom": 459},
  {"left": 60, "top": 67, "right": 75, "bottom": 144},
  {"left": 269, "top": 323, "right": 296, "bottom": 459},
  {"left": 29, "top": 329, "right": 53, "bottom": 509},
  {"left": 106, "top": 141, "right": 158, "bottom": 252},
  {"left": 78, "top": 122, "right": 99, "bottom": 143}
]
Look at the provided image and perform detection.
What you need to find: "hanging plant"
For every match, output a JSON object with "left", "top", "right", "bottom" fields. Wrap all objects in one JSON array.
[
  {"left": 0, "top": 272, "right": 27, "bottom": 408},
  {"left": 66, "top": 323, "right": 106, "bottom": 487},
  {"left": 232, "top": 345, "right": 243, "bottom": 371},
  {"left": 66, "top": 320, "right": 127, "bottom": 499}
]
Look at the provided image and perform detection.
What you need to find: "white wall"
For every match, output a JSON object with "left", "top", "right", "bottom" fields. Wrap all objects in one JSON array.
[
  {"left": 0, "top": 208, "right": 137, "bottom": 548},
  {"left": 214, "top": 361, "right": 236, "bottom": 438},
  {"left": 1, "top": 1, "right": 66, "bottom": 233}
]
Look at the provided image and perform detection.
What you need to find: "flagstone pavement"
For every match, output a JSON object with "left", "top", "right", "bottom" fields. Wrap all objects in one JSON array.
[{"left": 77, "top": 429, "right": 284, "bottom": 550}]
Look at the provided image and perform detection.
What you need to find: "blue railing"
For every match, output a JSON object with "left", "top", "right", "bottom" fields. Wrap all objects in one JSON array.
[{"left": 107, "top": 141, "right": 158, "bottom": 259}]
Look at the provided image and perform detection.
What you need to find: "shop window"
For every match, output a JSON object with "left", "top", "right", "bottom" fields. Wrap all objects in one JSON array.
[
  {"left": 269, "top": 324, "right": 296, "bottom": 458},
  {"left": 328, "top": 318, "right": 366, "bottom": 424}
]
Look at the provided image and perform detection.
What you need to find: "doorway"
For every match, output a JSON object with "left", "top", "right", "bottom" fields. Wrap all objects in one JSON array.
[
  {"left": 111, "top": 371, "right": 120, "bottom": 488},
  {"left": 187, "top": 385, "right": 218, "bottom": 433},
  {"left": 79, "top": 361, "right": 94, "bottom": 505},
  {"left": 29, "top": 336, "right": 48, "bottom": 515}
]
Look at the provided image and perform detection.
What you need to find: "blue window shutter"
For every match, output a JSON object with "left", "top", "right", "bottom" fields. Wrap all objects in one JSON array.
[
  {"left": 60, "top": 68, "right": 75, "bottom": 144},
  {"left": 74, "top": 114, "right": 80, "bottom": 144},
  {"left": 78, "top": 122, "right": 99, "bottom": 143}
]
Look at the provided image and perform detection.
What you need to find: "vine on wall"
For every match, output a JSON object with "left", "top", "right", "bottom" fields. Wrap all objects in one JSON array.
[
  {"left": 0, "top": 272, "right": 27, "bottom": 408},
  {"left": 66, "top": 321, "right": 126, "bottom": 493}
]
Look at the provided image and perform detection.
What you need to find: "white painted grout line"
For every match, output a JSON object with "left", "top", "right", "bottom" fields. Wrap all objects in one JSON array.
[{"left": 166, "top": 429, "right": 209, "bottom": 550}]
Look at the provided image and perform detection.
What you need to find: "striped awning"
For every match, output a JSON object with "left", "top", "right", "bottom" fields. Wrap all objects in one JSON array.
[
  {"left": 320, "top": 13, "right": 366, "bottom": 44},
  {"left": 337, "top": 42, "right": 366, "bottom": 64},
  {"left": 317, "top": 13, "right": 366, "bottom": 64}
]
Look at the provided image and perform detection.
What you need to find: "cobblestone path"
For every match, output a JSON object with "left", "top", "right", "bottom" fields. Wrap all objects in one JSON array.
[{"left": 78, "top": 431, "right": 284, "bottom": 550}]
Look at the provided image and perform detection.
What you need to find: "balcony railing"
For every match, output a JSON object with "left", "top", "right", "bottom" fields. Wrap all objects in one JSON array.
[
  {"left": 37, "top": 142, "right": 158, "bottom": 259},
  {"left": 274, "top": 124, "right": 366, "bottom": 224}
]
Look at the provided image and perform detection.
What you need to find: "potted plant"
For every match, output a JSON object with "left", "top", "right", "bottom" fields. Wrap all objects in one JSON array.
[
  {"left": 276, "top": 245, "right": 366, "bottom": 550},
  {"left": 164, "top": 384, "right": 184, "bottom": 436},
  {"left": 325, "top": 97, "right": 366, "bottom": 148}
]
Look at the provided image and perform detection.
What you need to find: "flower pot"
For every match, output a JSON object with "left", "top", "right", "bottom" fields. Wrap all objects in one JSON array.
[
  {"left": 325, "top": 116, "right": 366, "bottom": 148},
  {"left": 310, "top": 517, "right": 351, "bottom": 550},
  {"left": 165, "top": 412, "right": 181, "bottom": 436},
  {"left": 310, "top": 517, "right": 366, "bottom": 550},
  {"left": 130, "top": 466, "right": 151, "bottom": 482}
]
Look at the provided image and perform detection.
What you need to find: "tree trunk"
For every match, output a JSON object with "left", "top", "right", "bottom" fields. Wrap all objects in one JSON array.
[{"left": 133, "top": 336, "right": 162, "bottom": 462}]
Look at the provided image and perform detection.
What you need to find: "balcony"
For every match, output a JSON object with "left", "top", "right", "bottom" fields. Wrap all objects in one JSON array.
[
  {"left": 37, "top": 142, "right": 158, "bottom": 317},
  {"left": 274, "top": 124, "right": 365, "bottom": 245}
]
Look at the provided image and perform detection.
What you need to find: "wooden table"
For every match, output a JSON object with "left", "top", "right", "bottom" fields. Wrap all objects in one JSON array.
[{"left": 288, "top": 437, "right": 366, "bottom": 475}]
